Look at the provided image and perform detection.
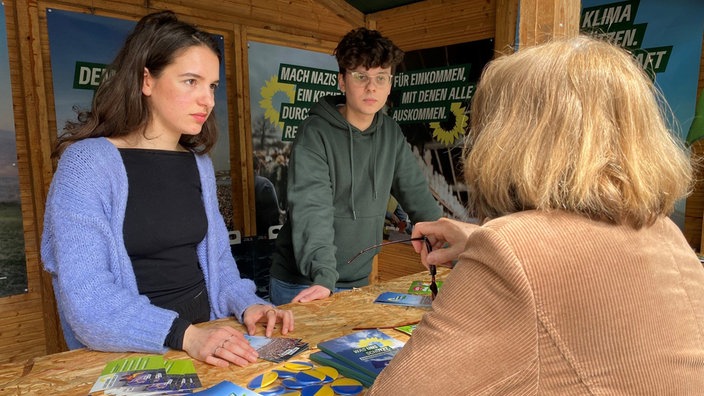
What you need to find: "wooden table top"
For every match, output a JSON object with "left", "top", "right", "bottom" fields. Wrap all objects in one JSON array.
[{"left": 0, "top": 269, "right": 448, "bottom": 395}]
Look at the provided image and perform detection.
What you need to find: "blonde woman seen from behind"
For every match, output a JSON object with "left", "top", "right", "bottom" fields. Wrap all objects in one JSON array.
[{"left": 369, "top": 36, "right": 704, "bottom": 395}]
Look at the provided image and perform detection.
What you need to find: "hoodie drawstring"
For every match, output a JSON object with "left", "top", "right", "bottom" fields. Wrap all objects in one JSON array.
[
  {"left": 348, "top": 124, "right": 357, "bottom": 220},
  {"left": 371, "top": 126, "right": 377, "bottom": 200},
  {"left": 349, "top": 123, "right": 380, "bottom": 220}
]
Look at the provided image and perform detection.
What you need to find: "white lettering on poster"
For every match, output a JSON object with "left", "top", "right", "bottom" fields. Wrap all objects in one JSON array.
[
  {"left": 581, "top": 4, "right": 633, "bottom": 28},
  {"left": 78, "top": 66, "right": 107, "bottom": 87}
]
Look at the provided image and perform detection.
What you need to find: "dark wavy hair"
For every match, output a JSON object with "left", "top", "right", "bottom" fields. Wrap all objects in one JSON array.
[
  {"left": 333, "top": 27, "right": 404, "bottom": 73},
  {"left": 53, "top": 10, "right": 222, "bottom": 158}
]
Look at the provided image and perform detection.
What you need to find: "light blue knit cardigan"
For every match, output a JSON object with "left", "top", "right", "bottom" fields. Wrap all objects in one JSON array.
[{"left": 41, "top": 137, "right": 269, "bottom": 353}]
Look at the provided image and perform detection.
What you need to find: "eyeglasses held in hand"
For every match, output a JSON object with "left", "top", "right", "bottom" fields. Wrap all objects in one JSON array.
[
  {"left": 347, "top": 71, "right": 393, "bottom": 87},
  {"left": 347, "top": 236, "right": 438, "bottom": 300}
]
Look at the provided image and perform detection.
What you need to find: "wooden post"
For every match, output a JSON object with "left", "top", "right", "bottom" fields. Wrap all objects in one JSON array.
[
  {"left": 517, "top": 0, "right": 581, "bottom": 49},
  {"left": 494, "top": 0, "right": 520, "bottom": 57},
  {"left": 495, "top": 0, "right": 581, "bottom": 56}
]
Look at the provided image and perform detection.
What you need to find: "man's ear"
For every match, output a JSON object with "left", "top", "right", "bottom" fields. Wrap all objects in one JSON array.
[
  {"left": 338, "top": 72, "right": 346, "bottom": 94},
  {"left": 142, "top": 67, "right": 152, "bottom": 96}
]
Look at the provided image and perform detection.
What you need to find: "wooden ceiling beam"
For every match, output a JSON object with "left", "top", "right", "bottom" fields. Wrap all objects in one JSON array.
[{"left": 316, "top": 0, "right": 366, "bottom": 28}]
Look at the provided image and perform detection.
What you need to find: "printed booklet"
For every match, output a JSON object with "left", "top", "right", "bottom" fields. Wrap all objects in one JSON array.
[
  {"left": 244, "top": 335, "right": 309, "bottom": 363},
  {"left": 373, "top": 291, "right": 432, "bottom": 308},
  {"left": 192, "top": 380, "right": 261, "bottom": 395},
  {"left": 316, "top": 329, "right": 405, "bottom": 379},
  {"left": 309, "top": 351, "right": 375, "bottom": 387},
  {"left": 407, "top": 280, "right": 443, "bottom": 295},
  {"left": 393, "top": 324, "right": 417, "bottom": 336},
  {"left": 90, "top": 355, "right": 201, "bottom": 395}
]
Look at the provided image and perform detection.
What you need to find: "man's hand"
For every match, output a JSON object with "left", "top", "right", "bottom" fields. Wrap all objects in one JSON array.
[{"left": 291, "top": 285, "right": 332, "bottom": 303}]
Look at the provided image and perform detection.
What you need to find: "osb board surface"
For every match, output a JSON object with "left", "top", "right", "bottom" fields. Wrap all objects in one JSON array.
[{"left": 0, "top": 269, "right": 447, "bottom": 395}]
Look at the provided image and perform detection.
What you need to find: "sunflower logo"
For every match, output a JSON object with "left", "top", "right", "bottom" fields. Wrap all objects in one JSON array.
[
  {"left": 358, "top": 337, "right": 396, "bottom": 348},
  {"left": 259, "top": 76, "right": 296, "bottom": 130},
  {"left": 429, "top": 102, "right": 468, "bottom": 145}
]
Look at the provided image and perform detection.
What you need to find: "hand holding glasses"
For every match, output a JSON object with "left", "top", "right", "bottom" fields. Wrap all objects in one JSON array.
[{"left": 347, "top": 236, "right": 438, "bottom": 300}]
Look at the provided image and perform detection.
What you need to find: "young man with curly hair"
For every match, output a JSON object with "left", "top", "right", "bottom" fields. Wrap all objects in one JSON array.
[{"left": 269, "top": 28, "right": 441, "bottom": 305}]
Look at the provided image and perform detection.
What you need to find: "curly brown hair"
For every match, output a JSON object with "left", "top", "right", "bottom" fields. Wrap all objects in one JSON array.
[{"left": 333, "top": 27, "right": 404, "bottom": 73}]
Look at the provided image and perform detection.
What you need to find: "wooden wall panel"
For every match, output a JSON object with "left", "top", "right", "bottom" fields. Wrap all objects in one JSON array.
[
  {"left": 370, "top": 0, "right": 496, "bottom": 51},
  {"left": 150, "top": 0, "right": 359, "bottom": 42},
  {"left": 316, "top": 0, "right": 366, "bottom": 27},
  {"left": 376, "top": 243, "right": 426, "bottom": 282},
  {"left": 516, "top": 0, "right": 580, "bottom": 48},
  {"left": 2, "top": 0, "right": 56, "bottom": 363}
]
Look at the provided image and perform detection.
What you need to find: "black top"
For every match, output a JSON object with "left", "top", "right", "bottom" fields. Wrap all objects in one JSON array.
[{"left": 120, "top": 148, "right": 210, "bottom": 349}]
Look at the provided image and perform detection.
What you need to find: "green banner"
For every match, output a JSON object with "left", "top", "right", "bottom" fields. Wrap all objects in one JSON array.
[
  {"left": 276, "top": 63, "right": 340, "bottom": 140},
  {"left": 388, "top": 64, "right": 474, "bottom": 125},
  {"left": 72, "top": 61, "right": 111, "bottom": 90},
  {"left": 580, "top": 0, "right": 673, "bottom": 76}
]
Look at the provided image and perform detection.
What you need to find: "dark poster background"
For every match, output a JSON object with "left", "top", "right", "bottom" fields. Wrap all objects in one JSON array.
[{"left": 389, "top": 38, "right": 494, "bottom": 213}]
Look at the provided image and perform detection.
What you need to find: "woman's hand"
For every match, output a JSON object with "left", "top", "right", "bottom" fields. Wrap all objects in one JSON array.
[
  {"left": 411, "top": 217, "right": 479, "bottom": 268},
  {"left": 242, "top": 304, "right": 294, "bottom": 337},
  {"left": 182, "top": 325, "right": 258, "bottom": 368}
]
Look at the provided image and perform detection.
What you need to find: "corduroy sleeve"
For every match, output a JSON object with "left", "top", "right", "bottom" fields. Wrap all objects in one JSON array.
[{"left": 368, "top": 227, "right": 539, "bottom": 395}]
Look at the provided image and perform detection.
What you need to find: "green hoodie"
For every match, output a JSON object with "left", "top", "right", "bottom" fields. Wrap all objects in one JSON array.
[{"left": 270, "top": 95, "right": 442, "bottom": 291}]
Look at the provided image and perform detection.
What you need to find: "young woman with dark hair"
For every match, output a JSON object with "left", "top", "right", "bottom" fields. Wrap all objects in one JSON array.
[{"left": 42, "top": 10, "right": 293, "bottom": 367}]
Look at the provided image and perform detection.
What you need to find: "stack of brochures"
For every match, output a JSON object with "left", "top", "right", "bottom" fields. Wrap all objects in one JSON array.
[
  {"left": 89, "top": 336, "right": 308, "bottom": 395},
  {"left": 407, "top": 280, "right": 443, "bottom": 295},
  {"left": 244, "top": 335, "right": 309, "bottom": 363},
  {"left": 192, "top": 380, "right": 261, "bottom": 395},
  {"left": 310, "top": 329, "right": 405, "bottom": 387},
  {"left": 393, "top": 324, "right": 417, "bottom": 336},
  {"left": 373, "top": 280, "right": 445, "bottom": 308},
  {"left": 90, "top": 355, "right": 201, "bottom": 395},
  {"left": 373, "top": 291, "right": 432, "bottom": 307}
]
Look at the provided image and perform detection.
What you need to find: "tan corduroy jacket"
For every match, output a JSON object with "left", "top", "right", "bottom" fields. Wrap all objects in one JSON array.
[{"left": 368, "top": 210, "right": 704, "bottom": 395}]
